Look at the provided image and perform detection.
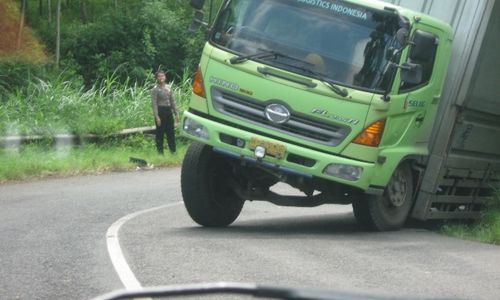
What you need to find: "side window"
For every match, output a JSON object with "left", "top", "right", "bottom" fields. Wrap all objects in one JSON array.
[
  {"left": 212, "top": 0, "right": 251, "bottom": 47},
  {"left": 212, "top": 5, "right": 235, "bottom": 46},
  {"left": 400, "top": 30, "right": 438, "bottom": 91}
]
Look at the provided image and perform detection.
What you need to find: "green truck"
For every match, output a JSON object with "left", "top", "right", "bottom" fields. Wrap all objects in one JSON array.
[{"left": 180, "top": 0, "right": 500, "bottom": 231}]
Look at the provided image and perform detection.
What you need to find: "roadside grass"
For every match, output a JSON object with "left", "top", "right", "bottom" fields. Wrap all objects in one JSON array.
[
  {"left": 0, "top": 69, "right": 194, "bottom": 182},
  {"left": 0, "top": 68, "right": 193, "bottom": 137},
  {"left": 441, "top": 196, "right": 500, "bottom": 245},
  {"left": 1, "top": 75, "right": 150, "bottom": 137},
  {"left": 0, "top": 135, "right": 188, "bottom": 182}
]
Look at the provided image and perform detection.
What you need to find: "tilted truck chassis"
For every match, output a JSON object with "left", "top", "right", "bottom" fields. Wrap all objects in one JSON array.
[
  {"left": 411, "top": 0, "right": 500, "bottom": 221},
  {"left": 181, "top": 0, "right": 500, "bottom": 231}
]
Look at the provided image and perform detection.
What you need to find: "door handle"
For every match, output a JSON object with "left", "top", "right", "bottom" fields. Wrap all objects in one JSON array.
[{"left": 415, "top": 114, "right": 425, "bottom": 127}]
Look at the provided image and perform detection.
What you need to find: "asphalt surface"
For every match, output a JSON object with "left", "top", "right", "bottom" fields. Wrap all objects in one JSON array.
[
  {"left": 0, "top": 169, "right": 179, "bottom": 300},
  {"left": 1, "top": 169, "right": 500, "bottom": 300}
]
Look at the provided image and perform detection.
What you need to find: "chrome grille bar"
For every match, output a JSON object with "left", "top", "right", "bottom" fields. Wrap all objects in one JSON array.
[{"left": 211, "top": 88, "right": 350, "bottom": 146}]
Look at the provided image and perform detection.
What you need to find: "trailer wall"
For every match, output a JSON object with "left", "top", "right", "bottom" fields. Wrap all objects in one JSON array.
[{"left": 383, "top": 0, "right": 500, "bottom": 219}]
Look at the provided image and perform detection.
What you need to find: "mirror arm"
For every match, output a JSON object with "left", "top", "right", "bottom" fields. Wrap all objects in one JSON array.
[
  {"left": 189, "top": 9, "right": 208, "bottom": 33},
  {"left": 208, "top": 0, "right": 214, "bottom": 26},
  {"left": 380, "top": 16, "right": 419, "bottom": 102},
  {"left": 392, "top": 63, "right": 412, "bottom": 71},
  {"left": 381, "top": 46, "right": 405, "bottom": 102},
  {"left": 189, "top": 0, "right": 205, "bottom": 10},
  {"left": 381, "top": 65, "right": 395, "bottom": 102}
]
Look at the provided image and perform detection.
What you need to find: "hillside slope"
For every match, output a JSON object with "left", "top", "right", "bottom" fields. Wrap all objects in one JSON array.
[{"left": 0, "top": 0, "right": 47, "bottom": 62}]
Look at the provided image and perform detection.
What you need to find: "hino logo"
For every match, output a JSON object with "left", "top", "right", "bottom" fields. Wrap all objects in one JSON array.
[{"left": 265, "top": 104, "right": 291, "bottom": 124}]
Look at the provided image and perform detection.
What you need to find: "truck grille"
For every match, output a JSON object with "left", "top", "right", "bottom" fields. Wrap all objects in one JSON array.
[{"left": 211, "top": 88, "right": 350, "bottom": 146}]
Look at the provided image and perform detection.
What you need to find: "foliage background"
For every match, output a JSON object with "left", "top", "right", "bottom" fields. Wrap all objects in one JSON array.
[
  {"left": 1, "top": 0, "right": 209, "bottom": 136},
  {"left": 11, "top": 0, "right": 206, "bottom": 84}
]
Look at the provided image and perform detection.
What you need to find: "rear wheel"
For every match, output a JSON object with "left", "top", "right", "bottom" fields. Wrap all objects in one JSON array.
[
  {"left": 353, "top": 163, "right": 414, "bottom": 231},
  {"left": 181, "top": 142, "right": 244, "bottom": 227}
]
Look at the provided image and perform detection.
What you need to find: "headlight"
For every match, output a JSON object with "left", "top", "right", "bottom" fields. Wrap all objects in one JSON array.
[
  {"left": 183, "top": 117, "right": 209, "bottom": 140},
  {"left": 323, "top": 163, "right": 363, "bottom": 181}
]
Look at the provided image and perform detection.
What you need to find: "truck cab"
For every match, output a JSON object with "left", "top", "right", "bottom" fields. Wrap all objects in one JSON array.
[{"left": 181, "top": 0, "right": 453, "bottom": 231}]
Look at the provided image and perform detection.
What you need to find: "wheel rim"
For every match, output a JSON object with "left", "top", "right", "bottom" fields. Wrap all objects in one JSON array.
[{"left": 387, "top": 168, "right": 408, "bottom": 207}]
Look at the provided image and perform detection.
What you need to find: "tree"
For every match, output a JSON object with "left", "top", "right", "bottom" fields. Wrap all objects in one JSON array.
[
  {"left": 48, "top": 0, "right": 52, "bottom": 22},
  {"left": 56, "top": 0, "right": 61, "bottom": 67},
  {"left": 17, "top": 0, "right": 27, "bottom": 50},
  {"left": 80, "top": 0, "right": 88, "bottom": 23},
  {"left": 19, "top": 0, "right": 28, "bottom": 23}
]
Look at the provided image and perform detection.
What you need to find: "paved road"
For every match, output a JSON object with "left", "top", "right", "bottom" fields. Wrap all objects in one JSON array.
[
  {"left": 1, "top": 169, "right": 499, "bottom": 300},
  {"left": 0, "top": 169, "right": 179, "bottom": 299}
]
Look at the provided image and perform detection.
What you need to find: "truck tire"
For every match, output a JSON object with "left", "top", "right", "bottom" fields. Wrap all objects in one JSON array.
[
  {"left": 181, "top": 142, "right": 244, "bottom": 227},
  {"left": 352, "top": 163, "right": 414, "bottom": 231}
]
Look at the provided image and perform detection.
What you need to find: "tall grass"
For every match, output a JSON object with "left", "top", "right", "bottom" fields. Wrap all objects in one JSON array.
[
  {"left": 441, "top": 195, "right": 500, "bottom": 245},
  {"left": 1, "top": 73, "right": 149, "bottom": 136},
  {"left": 172, "top": 68, "right": 194, "bottom": 111},
  {"left": 0, "top": 68, "right": 195, "bottom": 137}
]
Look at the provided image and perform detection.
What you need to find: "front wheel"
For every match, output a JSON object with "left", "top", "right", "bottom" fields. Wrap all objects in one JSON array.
[
  {"left": 353, "top": 163, "right": 414, "bottom": 231},
  {"left": 181, "top": 142, "right": 244, "bottom": 227}
]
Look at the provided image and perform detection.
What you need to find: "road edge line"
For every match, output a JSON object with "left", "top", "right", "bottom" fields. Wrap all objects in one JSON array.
[{"left": 106, "top": 202, "right": 183, "bottom": 289}]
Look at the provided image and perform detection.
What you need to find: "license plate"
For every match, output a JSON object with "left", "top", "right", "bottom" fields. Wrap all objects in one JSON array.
[{"left": 249, "top": 138, "right": 286, "bottom": 159}]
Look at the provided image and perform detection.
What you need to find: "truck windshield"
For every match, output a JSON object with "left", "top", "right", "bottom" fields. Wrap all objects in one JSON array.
[{"left": 211, "top": 0, "right": 403, "bottom": 93}]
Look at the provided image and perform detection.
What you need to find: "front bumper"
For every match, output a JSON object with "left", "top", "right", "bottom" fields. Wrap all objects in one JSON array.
[{"left": 182, "top": 111, "right": 376, "bottom": 190}]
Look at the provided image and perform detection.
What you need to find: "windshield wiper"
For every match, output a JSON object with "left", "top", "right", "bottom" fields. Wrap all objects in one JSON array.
[
  {"left": 230, "top": 50, "right": 348, "bottom": 97},
  {"left": 92, "top": 281, "right": 420, "bottom": 300},
  {"left": 291, "top": 66, "right": 349, "bottom": 98},
  {"left": 230, "top": 50, "right": 282, "bottom": 64},
  {"left": 230, "top": 50, "right": 312, "bottom": 66},
  {"left": 320, "top": 77, "right": 349, "bottom": 98}
]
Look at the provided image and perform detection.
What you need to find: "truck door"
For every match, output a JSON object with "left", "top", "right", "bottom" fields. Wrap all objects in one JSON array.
[{"left": 397, "top": 27, "right": 442, "bottom": 147}]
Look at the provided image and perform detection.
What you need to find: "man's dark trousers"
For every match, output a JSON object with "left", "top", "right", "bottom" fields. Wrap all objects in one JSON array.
[{"left": 155, "top": 106, "right": 176, "bottom": 154}]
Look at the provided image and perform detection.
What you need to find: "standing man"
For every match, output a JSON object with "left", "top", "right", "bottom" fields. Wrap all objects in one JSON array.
[{"left": 151, "top": 71, "right": 179, "bottom": 154}]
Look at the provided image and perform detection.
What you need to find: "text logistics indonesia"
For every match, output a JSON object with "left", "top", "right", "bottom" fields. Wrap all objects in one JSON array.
[{"left": 297, "top": 0, "right": 368, "bottom": 20}]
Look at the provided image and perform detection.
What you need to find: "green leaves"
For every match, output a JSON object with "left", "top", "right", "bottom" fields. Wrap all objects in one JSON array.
[{"left": 50, "top": 1, "right": 203, "bottom": 85}]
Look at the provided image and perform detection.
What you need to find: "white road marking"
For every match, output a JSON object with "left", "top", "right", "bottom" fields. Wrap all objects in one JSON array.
[{"left": 106, "top": 202, "right": 183, "bottom": 289}]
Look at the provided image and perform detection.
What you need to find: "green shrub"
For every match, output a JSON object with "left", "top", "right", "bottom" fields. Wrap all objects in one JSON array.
[
  {"left": 45, "top": 1, "right": 205, "bottom": 86},
  {"left": 442, "top": 194, "right": 500, "bottom": 245}
]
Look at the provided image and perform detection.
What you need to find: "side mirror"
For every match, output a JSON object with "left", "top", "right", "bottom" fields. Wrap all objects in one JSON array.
[
  {"left": 400, "top": 62, "right": 423, "bottom": 84},
  {"left": 190, "top": 0, "right": 205, "bottom": 10},
  {"left": 189, "top": 10, "right": 206, "bottom": 33},
  {"left": 409, "top": 30, "right": 437, "bottom": 63}
]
